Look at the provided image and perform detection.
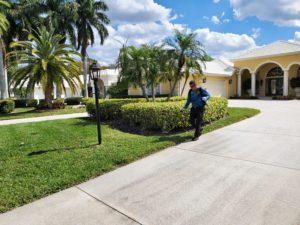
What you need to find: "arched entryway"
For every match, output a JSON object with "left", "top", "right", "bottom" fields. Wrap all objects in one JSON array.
[
  {"left": 287, "top": 63, "right": 300, "bottom": 96},
  {"left": 254, "top": 62, "right": 285, "bottom": 97},
  {"left": 265, "top": 67, "right": 284, "bottom": 96}
]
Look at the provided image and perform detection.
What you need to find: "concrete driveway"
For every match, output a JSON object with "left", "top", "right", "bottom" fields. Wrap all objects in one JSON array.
[{"left": 1, "top": 100, "right": 300, "bottom": 225}]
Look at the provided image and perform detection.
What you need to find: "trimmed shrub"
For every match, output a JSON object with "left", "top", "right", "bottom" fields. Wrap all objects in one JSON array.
[
  {"left": 65, "top": 97, "right": 82, "bottom": 105},
  {"left": 14, "top": 99, "right": 28, "bottom": 108},
  {"left": 86, "top": 98, "right": 146, "bottom": 120},
  {"left": 27, "top": 99, "right": 38, "bottom": 107},
  {"left": 0, "top": 100, "right": 15, "bottom": 114},
  {"left": 52, "top": 99, "right": 65, "bottom": 109},
  {"left": 121, "top": 97, "right": 228, "bottom": 132}
]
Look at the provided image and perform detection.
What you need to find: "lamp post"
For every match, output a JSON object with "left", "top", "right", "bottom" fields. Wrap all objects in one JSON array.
[{"left": 89, "top": 62, "right": 102, "bottom": 145}]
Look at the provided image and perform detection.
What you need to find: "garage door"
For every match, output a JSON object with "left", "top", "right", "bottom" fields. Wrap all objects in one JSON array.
[{"left": 202, "top": 80, "right": 227, "bottom": 97}]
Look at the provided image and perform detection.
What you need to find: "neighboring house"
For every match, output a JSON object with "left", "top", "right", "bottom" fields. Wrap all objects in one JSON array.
[
  {"left": 128, "top": 40, "right": 300, "bottom": 98},
  {"left": 233, "top": 41, "right": 300, "bottom": 97},
  {"left": 13, "top": 69, "right": 119, "bottom": 99},
  {"left": 128, "top": 58, "right": 235, "bottom": 98}
]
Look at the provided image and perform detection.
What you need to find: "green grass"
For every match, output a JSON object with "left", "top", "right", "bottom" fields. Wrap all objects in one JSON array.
[
  {"left": 0, "top": 106, "right": 86, "bottom": 121},
  {"left": 0, "top": 107, "right": 259, "bottom": 213}
]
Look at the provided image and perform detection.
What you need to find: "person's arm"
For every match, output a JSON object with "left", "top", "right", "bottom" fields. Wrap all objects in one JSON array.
[
  {"left": 201, "top": 88, "right": 211, "bottom": 102},
  {"left": 182, "top": 93, "right": 191, "bottom": 111}
]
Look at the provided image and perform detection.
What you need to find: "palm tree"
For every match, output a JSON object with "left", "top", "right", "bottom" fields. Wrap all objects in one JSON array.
[
  {"left": 0, "top": 0, "right": 10, "bottom": 99},
  {"left": 117, "top": 45, "right": 149, "bottom": 101},
  {"left": 8, "top": 27, "right": 82, "bottom": 107},
  {"left": 180, "top": 57, "right": 205, "bottom": 96},
  {"left": 75, "top": 0, "right": 110, "bottom": 97},
  {"left": 164, "top": 29, "right": 207, "bottom": 101}
]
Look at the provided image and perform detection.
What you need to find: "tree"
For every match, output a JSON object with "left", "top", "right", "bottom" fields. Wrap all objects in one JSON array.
[
  {"left": 117, "top": 45, "right": 149, "bottom": 101},
  {"left": 164, "top": 29, "right": 207, "bottom": 101},
  {"left": 0, "top": 0, "right": 10, "bottom": 99},
  {"left": 8, "top": 27, "right": 82, "bottom": 107},
  {"left": 75, "top": 0, "right": 110, "bottom": 97}
]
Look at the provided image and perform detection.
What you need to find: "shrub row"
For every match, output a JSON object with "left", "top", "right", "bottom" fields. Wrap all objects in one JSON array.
[
  {"left": 13, "top": 99, "right": 38, "bottom": 108},
  {"left": 121, "top": 97, "right": 228, "bottom": 131},
  {"left": 0, "top": 100, "right": 15, "bottom": 114},
  {"left": 85, "top": 97, "right": 188, "bottom": 120},
  {"left": 64, "top": 97, "right": 82, "bottom": 105}
]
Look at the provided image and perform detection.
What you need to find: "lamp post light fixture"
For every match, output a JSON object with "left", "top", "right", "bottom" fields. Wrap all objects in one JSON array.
[{"left": 89, "top": 62, "right": 102, "bottom": 145}]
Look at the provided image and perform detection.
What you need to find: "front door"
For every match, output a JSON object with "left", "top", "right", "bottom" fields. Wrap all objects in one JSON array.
[{"left": 266, "top": 78, "right": 283, "bottom": 96}]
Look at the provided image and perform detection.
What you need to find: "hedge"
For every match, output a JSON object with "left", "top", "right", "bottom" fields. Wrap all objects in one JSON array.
[
  {"left": 0, "top": 100, "right": 15, "bottom": 114},
  {"left": 86, "top": 97, "right": 188, "bottom": 120},
  {"left": 65, "top": 97, "right": 82, "bottom": 106},
  {"left": 14, "top": 99, "right": 38, "bottom": 108},
  {"left": 121, "top": 97, "right": 228, "bottom": 132}
]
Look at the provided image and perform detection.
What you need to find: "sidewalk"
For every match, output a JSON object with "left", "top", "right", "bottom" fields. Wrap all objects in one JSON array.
[{"left": 0, "top": 113, "right": 88, "bottom": 126}]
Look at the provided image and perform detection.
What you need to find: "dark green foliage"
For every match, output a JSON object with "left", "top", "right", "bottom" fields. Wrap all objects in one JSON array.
[
  {"left": 0, "top": 99, "right": 15, "bottom": 114},
  {"left": 290, "top": 77, "right": 300, "bottom": 88},
  {"left": 65, "top": 97, "right": 82, "bottom": 105}
]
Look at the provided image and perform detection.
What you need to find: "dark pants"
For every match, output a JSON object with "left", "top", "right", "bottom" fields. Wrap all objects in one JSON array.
[{"left": 190, "top": 107, "right": 205, "bottom": 138}]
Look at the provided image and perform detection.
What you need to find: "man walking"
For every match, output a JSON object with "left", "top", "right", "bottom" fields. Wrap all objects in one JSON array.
[{"left": 182, "top": 80, "right": 210, "bottom": 141}]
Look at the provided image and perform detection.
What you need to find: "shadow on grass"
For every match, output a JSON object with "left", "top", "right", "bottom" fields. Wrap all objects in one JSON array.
[
  {"left": 153, "top": 134, "right": 193, "bottom": 145},
  {"left": 28, "top": 144, "right": 98, "bottom": 156}
]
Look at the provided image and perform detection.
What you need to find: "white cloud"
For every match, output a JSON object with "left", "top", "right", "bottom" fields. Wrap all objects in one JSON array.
[
  {"left": 221, "top": 12, "right": 226, "bottom": 17},
  {"left": 213, "top": 0, "right": 221, "bottom": 3},
  {"left": 195, "top": 28, "right": 258, "bottom": 58},
  {"left": 106, "top": 0, "right": 171, "bottom": 24},
  {"left": 223, "top": 19, "right": 230, "bottom": 24},
  {"left": 211, "top": 16, "right": 221, "bottom": 25},
  {"left": 230, "top": 0, "right": 300, "bottom": 27},
  {"left": 251, "top": 28, "right": 261, "bottom": 39},
  {"left": 295, "top": 32, "right": 300, "bottom": 41}
]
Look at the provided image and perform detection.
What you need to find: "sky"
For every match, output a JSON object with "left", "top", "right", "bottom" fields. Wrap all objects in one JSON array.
[{"left": 87, "top": 0, "right": 300, "bottom": 65}]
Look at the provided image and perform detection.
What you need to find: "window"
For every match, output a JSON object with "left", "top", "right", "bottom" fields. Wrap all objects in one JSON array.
[
  {"left": 146, "top": 84, "right": 160, "bottom": 95},
  {"left": 297, "top": 67, "right": 300, "bottom": 77},
  {"left": 267, "top": 67, "right": 283, "bottom": 78}
]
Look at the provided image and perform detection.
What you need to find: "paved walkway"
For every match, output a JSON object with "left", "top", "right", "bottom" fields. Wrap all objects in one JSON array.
[
  {"left": 0, "top": 113, "right": 88, "bottom": 126},
  {"left": 1, "top": 100, "right": 300, "bottom": 225}
]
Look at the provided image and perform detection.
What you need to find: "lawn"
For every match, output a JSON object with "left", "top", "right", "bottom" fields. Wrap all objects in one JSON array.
[
  {"left": 0, "top": 106, "right": 86, "bottom": 121},
  {"left": 0, "top": 107, "right": 259, "bottom": 213}
]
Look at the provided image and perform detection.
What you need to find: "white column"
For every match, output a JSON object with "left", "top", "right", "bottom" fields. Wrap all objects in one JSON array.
[
  {"left": 237, "top": 74, "right": 242, "bottom": 96},
  {"left": 251, "top": 73, "right": 256, "bottom": 97},
  {"left": 283, "top": 70, "right": 289, "bottom": 97}
]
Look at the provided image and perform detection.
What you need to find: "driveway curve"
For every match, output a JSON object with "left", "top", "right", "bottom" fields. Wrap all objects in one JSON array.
[{"left": 1, "top": 100, "right": 300, "bottom": 225}]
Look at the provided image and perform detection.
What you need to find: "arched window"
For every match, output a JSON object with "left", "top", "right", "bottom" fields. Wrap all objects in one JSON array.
[
  {"left": 297, "top": 67, "right": 300, "bottom": 77},
  {"left": 266, "top": 67, "right": 283, "bottom": 78}
]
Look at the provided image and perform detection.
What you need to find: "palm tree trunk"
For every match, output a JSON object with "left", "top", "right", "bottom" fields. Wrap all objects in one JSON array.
[
  {"left": 0, "top": 37, "right": 9, "bottom": 99},
  {"left": 151, "top": 83, "right": 155, "bottom": 102},
  {"left": 181, "top": 75, "right": 189, "bottom": 96},
  {"left": 44, "top": 87, "right": 53, "bottom": 107},
  {"left": 140, "top": 83, "right": 149, "bottom": 102},
  {"left": 82, "top": 55, "right": 88, "bottom": 98}
]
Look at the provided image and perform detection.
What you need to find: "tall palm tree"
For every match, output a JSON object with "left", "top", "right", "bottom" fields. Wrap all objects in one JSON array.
[
  {"left": 117, "top": 45, "right": 149, "bottom": 101},
  {"left": 0, "top": 0, "right": 10, "bottom": 99},
  {"left": 75, "top": 0, "right": 110, "bottom": 97},
  {"left": 8, "top": 27, "right": 82, "bottom": 107},
  {"left": 164, "top": 29, "right": 207, "bottom": 101}
]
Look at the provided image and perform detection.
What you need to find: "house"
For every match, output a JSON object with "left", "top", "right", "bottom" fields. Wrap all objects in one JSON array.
[
  {"left": 14, "top": 69, "right": 119, "bottom": 99},
  {"left": 128, "top": 40, "right": 300, "bottom": 98},
  {"left": 233, "top": 41, "right": 300, "bottom": 97}
]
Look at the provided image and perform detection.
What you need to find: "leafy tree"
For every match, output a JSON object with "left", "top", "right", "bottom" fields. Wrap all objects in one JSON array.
[
  {"left": 75, "top": 0, "right": 110, "bottom": 97},
  {"left": 8, "top": 27, "right": 82, "bottom": 107},
  {"left": 164, "top": 29, "right": 207, "bottom": 101},
  {"left": 117, "top": 45, "right": 149, "bottom": 101}
]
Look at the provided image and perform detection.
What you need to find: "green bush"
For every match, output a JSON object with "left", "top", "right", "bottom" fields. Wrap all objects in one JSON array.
[
  {"left": 14, "top": 99, "right": 28, "bottom": 108},
  {"left": 52, "top": 99, "right": 65, "bottom": 109},
  {"left": 65, "top": 97, "right": 82, "bottom": 105},
  {"left": 86, "top": 98, "right": 146, "bottom": 120},
  {"left": 121, "top": 97, "right": 228, "bottom": 132},
  {"left": 27, "top": 99, "right": 38, "bottom": 107},
  {"left": 0, "top": 100, "right": 15, "bottom": 114}
]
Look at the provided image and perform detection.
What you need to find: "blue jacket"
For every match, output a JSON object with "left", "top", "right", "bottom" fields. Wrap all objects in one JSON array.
[{"left": 183, "top": 87, "right": 210, "bottom": 109}]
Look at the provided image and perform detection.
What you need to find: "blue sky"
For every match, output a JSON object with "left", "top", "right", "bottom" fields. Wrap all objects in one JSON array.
[{"left": 88, "top": 0, "right": 300, "bottom": 64}]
